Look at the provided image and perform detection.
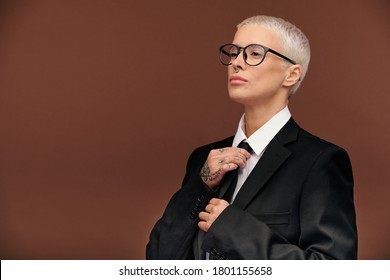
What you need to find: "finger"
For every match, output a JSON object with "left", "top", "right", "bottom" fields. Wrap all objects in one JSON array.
[
  {"left": 236, "top": 147, "right": 251, "bottom": 158},
  {"left": 234, "top": 157, "right": 247, "bottom": 169},
  {"left": 205, "top": 204, "right": 214, "bottom": 213},
  {"left": 214, "top": 147, "right": 250, "bottom": 159},
  {"left": 210, "top": 149, "right": 248, "bottom": 167},
  {"left": 205, "top": 158, "right": 239, "bottom": 178},
  {"left": 219, "top": 156, "right": 247, "bottom": 168},
  {"left": 226, "top": 149, "right": 250, "bottom": 162},
  {"left": 224, "top": 147, "right": 250, "bottom": 158},
  {"left": 221, "top": 163, "right": 238, "bottom": 172},
  {"left": 208, "top": 198, "right": 222, "bottom": 205},
  {"left": 198, "top": 211, "right": 208, "bottom": 221},
  {"left": 198, "top": 221, "right": 208, "bottom": 232}
]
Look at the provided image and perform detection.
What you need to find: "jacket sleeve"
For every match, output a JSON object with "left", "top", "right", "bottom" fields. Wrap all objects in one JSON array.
[
  {"left": 201, "top": 146, "right": 357, "bottom": 259},
  {"left": 146, "top": 147, "right": 216, "bottom": 259}
]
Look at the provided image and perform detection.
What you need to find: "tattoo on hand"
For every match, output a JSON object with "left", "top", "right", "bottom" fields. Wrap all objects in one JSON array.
[{"left": 200, "top": 162, "right": 220, "bottom": 183}]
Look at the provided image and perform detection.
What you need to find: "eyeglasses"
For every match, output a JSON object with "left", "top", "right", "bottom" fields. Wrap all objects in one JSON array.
[{"left": 219, "top": 43, "right": 297, "bottom": 66}]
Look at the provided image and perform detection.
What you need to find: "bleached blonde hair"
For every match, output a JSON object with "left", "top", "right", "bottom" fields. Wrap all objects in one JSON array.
[{"left": 238, "top": 15, "right": 311, "bottom": 95}]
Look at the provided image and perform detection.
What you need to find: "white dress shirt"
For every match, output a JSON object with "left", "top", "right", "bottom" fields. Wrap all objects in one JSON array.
[{"left": 230, "top": 106, "right": 291, "bottom": 202}]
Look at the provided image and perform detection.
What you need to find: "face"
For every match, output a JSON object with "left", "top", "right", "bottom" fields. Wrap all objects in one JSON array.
[{"left": 227, "top": 24, "right": 292, "bottom": 107}]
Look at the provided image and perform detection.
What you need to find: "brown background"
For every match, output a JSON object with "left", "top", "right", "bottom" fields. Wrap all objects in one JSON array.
[{"left": 0, "top": 0, "right": 389, "bottom": 259}]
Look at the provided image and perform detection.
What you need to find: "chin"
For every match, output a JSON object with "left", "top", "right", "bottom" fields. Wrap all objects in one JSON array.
[{"left": 228, "top": 91, "right": 251, "bottom": 105}]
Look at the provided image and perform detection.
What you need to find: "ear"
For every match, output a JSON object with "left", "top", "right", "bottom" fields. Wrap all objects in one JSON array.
[{"left": 283, "top": 64, "right": 302, "bottom": 87}]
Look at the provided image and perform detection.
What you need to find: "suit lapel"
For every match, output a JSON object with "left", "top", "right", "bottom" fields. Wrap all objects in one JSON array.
[{"left": 232, "top": 118, "right": 300, "bottom": 210}]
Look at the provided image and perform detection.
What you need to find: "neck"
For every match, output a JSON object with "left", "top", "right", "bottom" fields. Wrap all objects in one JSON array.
[{"left": 244, "top": 100, "right": 288, "bottom": 137}]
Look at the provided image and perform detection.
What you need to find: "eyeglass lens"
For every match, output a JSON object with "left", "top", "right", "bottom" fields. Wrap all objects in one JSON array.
[{"left": 220, "top": 44, "right": 266, "bottom": 66}]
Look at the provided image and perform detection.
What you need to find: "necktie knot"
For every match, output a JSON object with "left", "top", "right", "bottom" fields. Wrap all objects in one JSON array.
[{"left": 237, "top": 140, "right": 252, "bottom": 154}]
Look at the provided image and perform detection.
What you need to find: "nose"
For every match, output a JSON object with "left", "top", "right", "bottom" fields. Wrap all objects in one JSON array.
[{"left": 231, "top": 49, "right": 246, "bottom": 71}]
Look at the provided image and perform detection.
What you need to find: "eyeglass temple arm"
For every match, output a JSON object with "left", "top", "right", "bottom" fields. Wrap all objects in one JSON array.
[{"left": 268, "top": 49, "right": 297, "bottom": 65}]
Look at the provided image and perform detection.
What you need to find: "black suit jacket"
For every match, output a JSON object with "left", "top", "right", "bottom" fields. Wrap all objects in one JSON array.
[{"left": 146, "top": 118, "right": 357, "bottom": 259}]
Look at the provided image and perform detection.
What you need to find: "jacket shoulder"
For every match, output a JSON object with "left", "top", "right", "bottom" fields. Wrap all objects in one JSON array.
[
  {"left": 296, "top": 127, "right": 350, "bottom": 158},
  {"left": 277, "top": 118, "right": 348, "bottom": 155}
]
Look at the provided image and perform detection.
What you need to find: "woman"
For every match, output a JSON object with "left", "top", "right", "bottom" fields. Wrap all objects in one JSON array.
[{"left": 146, "top": 15, "right": 357, "bottom": 260}]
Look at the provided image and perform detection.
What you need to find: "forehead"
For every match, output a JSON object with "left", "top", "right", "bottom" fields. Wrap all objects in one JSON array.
[{"left": 232, "top": 24, "right": 281, "bottom": 49}]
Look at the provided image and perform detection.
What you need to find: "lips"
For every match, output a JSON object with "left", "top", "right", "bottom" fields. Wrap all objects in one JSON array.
[{"left": 229, "top": 75, "right": 248, "bottom": 85}]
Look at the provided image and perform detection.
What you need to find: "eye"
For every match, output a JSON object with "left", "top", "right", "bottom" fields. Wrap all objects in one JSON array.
[
  {"left": 246, "top": 45, "right": 265, "bottom": 58},
  {"left": 249, "top": 51, "right": 263, "bottom": 57}
]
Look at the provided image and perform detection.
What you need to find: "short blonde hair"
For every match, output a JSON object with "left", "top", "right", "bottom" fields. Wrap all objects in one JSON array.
[{"left": 238, "top": 15, "right": 311, "bottom": 95}]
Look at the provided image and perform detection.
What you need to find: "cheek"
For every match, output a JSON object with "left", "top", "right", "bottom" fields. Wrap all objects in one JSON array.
[
  {"left": 228, "top": 83, "right": 254, "bottom": 103},
  {"left": 251, "top": 79, "right": 281, "bottom": 97},
  {"left": 253, "top": 68, "right": 285, "bottom": 91}
]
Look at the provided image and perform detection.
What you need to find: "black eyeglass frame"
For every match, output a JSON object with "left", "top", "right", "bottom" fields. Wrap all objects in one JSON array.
[{"left": 219, "top": 43, "right": 297, "bottom": 66}]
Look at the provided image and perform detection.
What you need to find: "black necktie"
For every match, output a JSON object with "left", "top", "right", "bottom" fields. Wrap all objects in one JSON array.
[{"left": 221, "top": 141, "right": 253, "bottom": 203}]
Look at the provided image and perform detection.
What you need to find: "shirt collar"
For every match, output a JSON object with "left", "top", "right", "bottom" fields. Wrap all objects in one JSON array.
[{"left": 233, "top": 106, "right": 291, "bottom": 156}]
